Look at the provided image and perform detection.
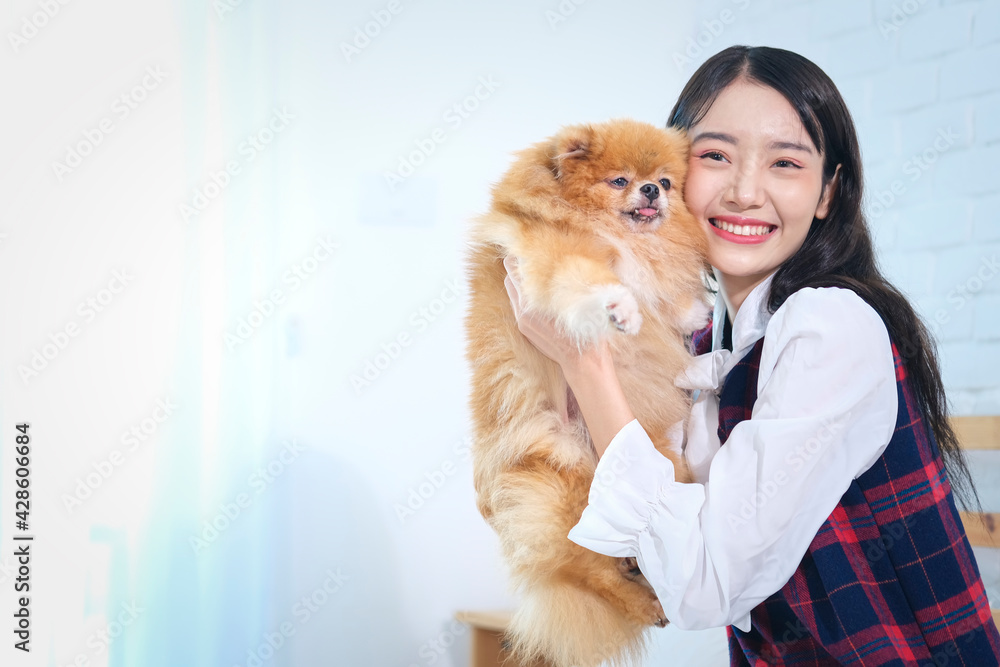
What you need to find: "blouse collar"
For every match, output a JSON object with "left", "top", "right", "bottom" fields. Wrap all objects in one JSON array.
[
  {"left": 677, "top": 269, "right": 778, "bottom": 393},
  {"left": 711, "top": 269, "right": 778, "bottom": 357}
]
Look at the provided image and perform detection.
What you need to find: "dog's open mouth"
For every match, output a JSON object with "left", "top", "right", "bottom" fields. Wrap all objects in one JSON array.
[{"left": 624, "top": 207, "right": 660, "bottom": 224}]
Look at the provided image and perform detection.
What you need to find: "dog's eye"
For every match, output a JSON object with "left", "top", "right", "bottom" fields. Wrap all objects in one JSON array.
[
  {"left": 659, "top": 178, "right": 672, "bottom": 191},
  {"left": 609, "top": 177, "right": 628, "bottom": 188}
]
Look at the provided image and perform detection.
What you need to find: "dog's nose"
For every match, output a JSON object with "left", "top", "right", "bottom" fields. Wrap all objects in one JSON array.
[{"left": 640, "top": 183, "right": 659, "bottom": 202}]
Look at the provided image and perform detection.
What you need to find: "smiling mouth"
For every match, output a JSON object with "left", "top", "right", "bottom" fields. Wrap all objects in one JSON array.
[
  {"left": 625, "top": 207, "right": 661, "bottom": 224},
  {"left": 709, "top": 217, "right": 777, "bottom": 237}
]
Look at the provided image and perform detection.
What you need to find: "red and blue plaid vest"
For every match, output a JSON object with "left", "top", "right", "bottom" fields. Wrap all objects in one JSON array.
[{"left": 691, "top": 316, "right": 1000, "bottom": 666}]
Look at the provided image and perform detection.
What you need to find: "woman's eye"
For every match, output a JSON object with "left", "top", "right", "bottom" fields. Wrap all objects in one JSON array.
[
  {"left": 698, "top": 151, "right": 726, "bottom": 162},
  {"left": 659, "top": 178, "right": 671, "bottom": 191},
  {"left": 774, "top": 159, "right": 800, "bottom": 169},
  {"left": 610, "top": 177, "right": 628, "bottom": 188}
]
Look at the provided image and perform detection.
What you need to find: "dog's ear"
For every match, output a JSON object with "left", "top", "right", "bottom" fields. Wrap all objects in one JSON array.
[{"left": 549, "top": 124, "right": 593, "bottom": 179}]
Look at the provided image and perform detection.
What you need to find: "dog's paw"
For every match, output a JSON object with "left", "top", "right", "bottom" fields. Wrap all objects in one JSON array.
[
  {"left": 641, "top": 592, "right": 669, "bottom": 628},
  {"left": 619, "top": 557, "right": 668, "bottom": 627},
  {"left": 620, "top": 556, "right": 644, "bottom": 580},
  {"left": 562, "top": 284, "right": 641, "bottom": 343},
  {"left": 606, "top": 288, "right": 641, "bottom": 335},
  {"left": 634, "top": 586, "right": 668, "bottom": 628}
]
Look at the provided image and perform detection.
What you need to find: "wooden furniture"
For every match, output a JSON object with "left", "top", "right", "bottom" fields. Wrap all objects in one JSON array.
[
  {"left": 453, "top": 610, "right": 554, "bottom": 667},
  {"left": 953, "top": 416, "right": 1000, "bottom": 627}
]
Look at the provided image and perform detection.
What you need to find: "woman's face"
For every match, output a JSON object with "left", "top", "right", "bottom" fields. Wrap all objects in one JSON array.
[{"left": 684, "top": 79, "right": 836, "bottom": 294}]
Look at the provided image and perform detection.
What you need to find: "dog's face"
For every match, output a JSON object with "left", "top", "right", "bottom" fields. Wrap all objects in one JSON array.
[{"left": 549, "top": 120, "right": 691, "bottom": 234}]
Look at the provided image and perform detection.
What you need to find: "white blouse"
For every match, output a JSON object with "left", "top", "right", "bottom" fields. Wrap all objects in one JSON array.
[{"left": 567, "top": 269, "right": 899, "bottom": 632}]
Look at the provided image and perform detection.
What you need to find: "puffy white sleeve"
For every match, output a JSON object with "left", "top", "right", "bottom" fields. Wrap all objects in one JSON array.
[{"left": 566, "top": 287, "right": 898, "bottom": 632}]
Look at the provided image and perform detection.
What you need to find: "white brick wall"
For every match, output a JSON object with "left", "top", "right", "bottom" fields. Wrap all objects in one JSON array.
[
  {"left": 872, "top": 60, "right": 939, "bottom": 113},
  {"left": 896, "top": 101, "right": 974, "bottom": 157},
  {"left": 976, "top": 1, "right": 1000, "bottom": 43},
  {"left": 685, "top": 0, "right": 1000, "bottom": 414},
  {"left": 899, "top": 5, "right": 975, "bottom": 60},
  {"left": 941, "top": 42, "right": 1000, "bottom": 99},
  {"left": 979, "top": 92, "right": 1000, "bottom": 141},
  {"left": 976, "top": 193, "right": 1000, "bottom": 241},
  {"left": 975, "top": 295, "right": 1000, "bottom": 338}
]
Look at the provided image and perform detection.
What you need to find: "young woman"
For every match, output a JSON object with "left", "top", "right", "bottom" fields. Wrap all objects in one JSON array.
[{"left": 502, "top": 46, "right": 1000, "bottom": 665}]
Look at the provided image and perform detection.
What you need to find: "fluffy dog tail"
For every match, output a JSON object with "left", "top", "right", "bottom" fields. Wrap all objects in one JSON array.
[{"left": 506, "top": 583, "right": 648, "bottom": 667}]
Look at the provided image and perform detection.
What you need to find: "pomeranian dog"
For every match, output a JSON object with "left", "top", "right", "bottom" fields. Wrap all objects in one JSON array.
[{"left": 462, "top": 118, "right": 712, "bottom": 667}]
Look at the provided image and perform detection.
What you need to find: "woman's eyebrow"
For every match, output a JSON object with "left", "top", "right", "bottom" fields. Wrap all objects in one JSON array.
[
  {"left": 691, "top": 131, "right": 815, "bottom": 154},
  {"left": 769, "top": 140, "right": 814, "bottom": 154},
  {"left": 691, "top": 131, "right": 736, "bottom": 145}
]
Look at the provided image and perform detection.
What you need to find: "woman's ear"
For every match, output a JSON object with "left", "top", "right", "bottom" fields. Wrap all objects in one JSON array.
[{"left": 815, "top": 163, "right": 841, "bottom": 220}]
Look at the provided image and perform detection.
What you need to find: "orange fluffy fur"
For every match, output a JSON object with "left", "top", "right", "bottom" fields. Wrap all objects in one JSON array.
[{"left": 463, "top": 119, "right": 711, "bottom": 667}]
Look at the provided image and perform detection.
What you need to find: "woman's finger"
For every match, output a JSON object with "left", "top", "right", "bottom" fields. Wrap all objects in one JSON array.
[
  {"left": 503, "top": 274, "right": 522, "bottom": 319},
  {"left": 502, "top": 254, "right": 520, "bottom": 282}
]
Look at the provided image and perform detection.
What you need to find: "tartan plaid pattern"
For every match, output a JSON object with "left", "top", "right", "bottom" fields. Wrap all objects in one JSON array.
[
  {"left": 691, "top": 317, "right": 714, "bottom": 356},
  {"left": 716, "top": 337, "right": 767, "bottom": 448},
  {"left": 688, "top": 318, "right": 1000, "bottom": 665}
]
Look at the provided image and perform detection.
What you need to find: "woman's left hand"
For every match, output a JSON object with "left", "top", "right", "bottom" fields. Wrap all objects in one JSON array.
[
  {"left": 502, "top": 254, "right": 633, "bottom": 456},
  {"left": 502, "top": 255, "right": 611, "bottom": 372}
]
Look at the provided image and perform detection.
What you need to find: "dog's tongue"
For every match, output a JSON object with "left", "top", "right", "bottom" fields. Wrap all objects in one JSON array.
[{"left": 638, "top": 208, "right": 657, "bottom": 216}]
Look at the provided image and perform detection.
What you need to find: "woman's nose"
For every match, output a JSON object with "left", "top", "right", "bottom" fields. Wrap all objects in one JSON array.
[{"left": 726, "top": 167, "right": 765, "bottom": 209}]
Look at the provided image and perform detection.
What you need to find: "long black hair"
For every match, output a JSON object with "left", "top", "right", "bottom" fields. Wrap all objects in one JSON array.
[{"left": 668, "top": 45, "right": 981, "bottom": 512}]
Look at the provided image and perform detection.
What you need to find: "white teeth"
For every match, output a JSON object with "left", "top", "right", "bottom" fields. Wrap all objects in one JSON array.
[{"left": 713, "top": 219, "right": 773, "bottom": 236}]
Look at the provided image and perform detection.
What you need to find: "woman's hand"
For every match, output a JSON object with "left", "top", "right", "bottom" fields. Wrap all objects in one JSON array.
[
  {"left": 502, "top": 254, "right": 635, "bottom": 457},
  {"left": 501, "top": 255, "right": 612, "bottom": 372}
]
